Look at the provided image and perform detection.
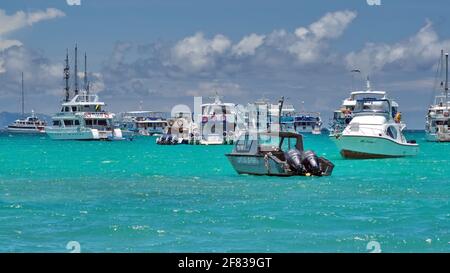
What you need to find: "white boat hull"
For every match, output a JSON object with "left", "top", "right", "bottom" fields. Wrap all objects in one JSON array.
[
  {"left": 334, "top": 135, "right": 419, "bottom": 158},
  {"left": 46, "top": 127, "right": 123, "bottom": 141},
  {"left": 6, "top": 127, "right": 45, "bottom": 134},
  {"left": 425, "top": 131, "right": 450, "bottom": 142}
]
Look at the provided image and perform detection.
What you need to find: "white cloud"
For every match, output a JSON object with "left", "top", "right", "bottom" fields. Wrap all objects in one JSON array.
[
  {"left": 287, "top": 10, "right": 357, "bottom": 63},
  {"left": 0, "top": 39, "right": 22, "bottom": 52},
  {"left": 0, "top": 8, "right": 66, "bottom": 76},
  {"left": 232, "top": 33, "right": 265, "bottom": 56},
  {"left": 0, "top": 8, "right": 65, "bottom": 36},
  {"left": 345, "top": 20, "right": 450, "bottom": 73},
  {"left": 171, "top": 32, "right": 231, "bottom": 72},
  {"left": 308, "top": 10, "right": 357, "bottom": 40}
]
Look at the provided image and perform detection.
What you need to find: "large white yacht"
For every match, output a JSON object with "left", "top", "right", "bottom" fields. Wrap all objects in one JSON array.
[
  {"left": 425, "top": 50, "right": 450, "bottom": 142},
  {"left": 46, "top": 93, "right": 123, "bottom": 140},
  {"left": 333, "top": 79, "right": 419, "bottom": 159},
  {"left": 6, "top": 73, "right": 47, "bottom": 134},
  {"left": 46, "top": 46, "right": 123, "bottom": 141}
]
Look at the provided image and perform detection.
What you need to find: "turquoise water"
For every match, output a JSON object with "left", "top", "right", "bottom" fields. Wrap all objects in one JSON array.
[{"left": 0, "top": 132, "right": 448, "bottom": 252}]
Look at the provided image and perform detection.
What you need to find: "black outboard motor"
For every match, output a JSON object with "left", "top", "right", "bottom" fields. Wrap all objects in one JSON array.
[
  {"left": 285, "top": 149, "right": 306, "bottom": 175},
  {"left": 157, "top": 135, "right": 166, "bottom": 145},
  {"left": 301, "top": 150, "right": 321, "bottom": 176},
  {"left": 167, "top": 135, "right": 173, "bottom": 144}
]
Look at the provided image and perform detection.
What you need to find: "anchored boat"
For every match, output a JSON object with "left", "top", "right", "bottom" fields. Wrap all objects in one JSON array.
[
  {"left": 46, "top": 46, "right": 124, "bottom": 141},
  {"left": 425, "top": 50, "right": 450, "bottom": 142},
  {"left": 199, "top": 94, "right": 239, "bottom": 145},
  {"left": 226, "top": 131, "right": 334, "bottom": 176},
  {"left": 119, "top": 111, "right": 168, "bottom": 136},
  {"left": 333, "top": 79, "right": 419, "bottom": 159},
  {"left": 6, "top": 73, "right": 47, "bottom": 134},
  {"left": 156, "top": 112, "right": 200, "bottom": 145}
]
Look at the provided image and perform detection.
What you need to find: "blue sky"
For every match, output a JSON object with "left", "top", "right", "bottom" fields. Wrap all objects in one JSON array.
[{"left": 0, "top": 0, "right": 450, "bottom": 128}]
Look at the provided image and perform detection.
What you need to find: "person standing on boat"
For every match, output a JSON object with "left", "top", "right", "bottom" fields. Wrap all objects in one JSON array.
[{"left": 394, "top": 112, "right": 402, "bottom": 123}]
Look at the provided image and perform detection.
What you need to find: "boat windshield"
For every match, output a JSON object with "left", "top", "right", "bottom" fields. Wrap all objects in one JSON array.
[{"left": 353, "top": 99, "right": 391, "bottom": 114}]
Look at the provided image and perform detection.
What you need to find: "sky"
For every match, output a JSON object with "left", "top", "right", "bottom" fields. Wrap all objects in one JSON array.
[{"left": 0, "top": 0, "right": 450, "bottom": 128}]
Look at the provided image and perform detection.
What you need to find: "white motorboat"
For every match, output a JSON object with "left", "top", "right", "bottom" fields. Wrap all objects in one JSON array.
[
  {"left": 333, "top": 79, "right": 419, "bottom": 159},
  {"left": 425, "top": 50, "right": 450, "bottom": 142}
]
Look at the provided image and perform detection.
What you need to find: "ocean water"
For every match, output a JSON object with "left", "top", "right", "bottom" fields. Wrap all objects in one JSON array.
[{"left": 0, "top": 131, "right": 448, "bottom": 253}]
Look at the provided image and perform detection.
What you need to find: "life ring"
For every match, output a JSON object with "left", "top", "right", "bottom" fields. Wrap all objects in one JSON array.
[{"left": 168, "top": 120, "right": 174, "bottom": 126}]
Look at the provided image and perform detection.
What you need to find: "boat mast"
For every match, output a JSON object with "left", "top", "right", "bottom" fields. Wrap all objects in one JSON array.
[
  {"left": 74, "top": 44, "right": 79, "bottom": 96},
  {"left": 84, "top": 52, "right": 89, "bottom": 101},
  {"left": 446, "top": 53, "right": 448, "bottom": 110},
  {"left": 21, "top": 72, "right": 24, "bottom": 118},
  {"left": 278, "top": 96, "right": 284, "bottom": 127},
  {"left": 64, "top": 49, "right": 70, "bottom": 102},
  {"left": 84, "top": 53, "right": 88, "bottom": 93}
]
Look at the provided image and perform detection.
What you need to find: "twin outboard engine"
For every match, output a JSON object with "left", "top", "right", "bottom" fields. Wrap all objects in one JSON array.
[
  {"left": 300, "top": 150, "right": 321, "bottom": 176},
  {"left": 156, "top": 134, "right": 178, "bottom": 145},
  {"left": 285, "top": 149, "right": 326, "bottom": 176},
  {"left": 285, "top": 149, "right": 306, "bottom": 174},
  {"left": 156, "top": 135, "right": 166, "bottom": 145}
]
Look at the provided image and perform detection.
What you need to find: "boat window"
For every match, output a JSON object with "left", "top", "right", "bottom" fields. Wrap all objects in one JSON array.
[
  {"left": 259, "top": 134, "right": 280, "bottom": 151},
  {"left": 281, "top": 137, "right": 293, "bottom": 151},
  {"left": 235, "top": 134, "right": 253, "bottom": 153},
  {"left": 98, "top": 119, "right": 107, "bottom": 126},
  {"left": 72, "top": 106, "right": 77, "bottom": 112},
  {"left": 64, "top": 106, "right": 70, "bottom": 112},
  {"left": 75, "top": 120, "right": 80, "bottom": 126},
  {"left": 386, "top": 126, "right": 397, "bottom": 139},
  {"left": 354, "top": 99, "right": 390, "bottom": 114},
  {"left": 85, "top": 120, "right": 93, "bottom": 126},
  {"left": 64, "top": 120, "right": 74, "bottom": 126},
  {"left": 53, "top": 120, "right": 60, "bottom": 126}
]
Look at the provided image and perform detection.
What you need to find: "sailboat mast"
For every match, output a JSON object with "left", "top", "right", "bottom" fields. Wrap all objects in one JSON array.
[
  {"left": 21, "top": 72, "right": 24, "bottom": 118},
  {"left": 74, "top": 44, "right": 79, "bottom": 96},
  {"left": 64, "top": 49, "right": 70, "bottom": 102}
]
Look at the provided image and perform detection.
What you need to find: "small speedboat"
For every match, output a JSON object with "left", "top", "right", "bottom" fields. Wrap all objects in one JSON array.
[{"left": 226, "top": 131, "right": 334, "bottom": 177}]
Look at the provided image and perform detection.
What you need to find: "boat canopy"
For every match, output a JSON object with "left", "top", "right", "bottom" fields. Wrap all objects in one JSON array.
[{"left": 232, "top": 131, "right": 304, "bottom": 154}]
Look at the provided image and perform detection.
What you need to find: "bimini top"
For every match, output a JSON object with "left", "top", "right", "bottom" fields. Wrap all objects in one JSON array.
[{"left": 231, "top": 131, "right": 304, "bottom": 155}]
